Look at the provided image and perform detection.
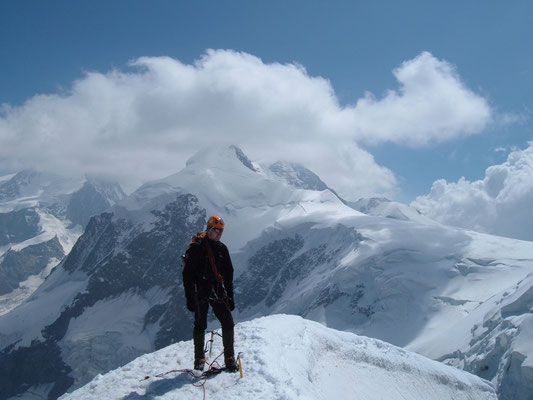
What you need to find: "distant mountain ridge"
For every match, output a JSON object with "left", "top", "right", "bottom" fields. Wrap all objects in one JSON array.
[
  {"left": 348, "top": 196, "right": 439, "bottom": 224},
  {"left": 0, "top": 171, "right": 125, "bottom": 314},
  {"left": 263, "top": 161, "right": 437, "bottom": 224},
  {"left": 0, "top": 146, "right": 532, "bottom": 400}
]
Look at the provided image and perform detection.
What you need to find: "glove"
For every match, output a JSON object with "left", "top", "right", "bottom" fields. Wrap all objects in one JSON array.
[
  {"left": 227, "top": 297, "right": 235, "bottom": 311},
  {"left": 186, "top": 298, "right": 196, "bottom": 312}
]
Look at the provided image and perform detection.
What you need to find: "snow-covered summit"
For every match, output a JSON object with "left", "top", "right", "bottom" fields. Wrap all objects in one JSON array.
[
  {"left": 119, "top": 145, "right": 266, "bottom": 211},
  {"left": 124, "top": 145, "right": 344, "bottom": 209},
  {"left": 83, "top": 175, "right": 126, "bottom": 206},
  {"left": 185, "top": 144, "right": 259, "bottom": 173},
  {"left": 118, "top": 146, "right": 359, "bottom": 249},
  {"left": 59, "top": 315, "right": 497, "bottom": 400}
]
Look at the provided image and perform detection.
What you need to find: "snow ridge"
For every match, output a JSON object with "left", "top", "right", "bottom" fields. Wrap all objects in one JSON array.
[{"left": 59, "top": 315, "right": 497, "bottom": 400}]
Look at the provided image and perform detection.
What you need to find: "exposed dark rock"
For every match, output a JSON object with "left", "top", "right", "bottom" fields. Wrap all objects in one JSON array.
[
  {"left": 0, "top": 208, "right": 40, "bottom": 246},
  {"left": 237, "top": 225, "right": 364, "bottom": 312},
  {"left": 237, "top": 234, "right": 305, "bottom": 309},
  {"left": 269, "top": 161, "right": 328, "bottom": 191},
  {"left": 0, "top": 193, "right": 207, "bottom": 398},
  {"left": 0, "top": 340, "right": 73, "bottom": 400},
  {"left": 0, "top": 236, "right": 64, "bottom": 295},
  {"left": 230, "top": 145, "right": 258, "bottom": 172},
  {"left": 66, "top": 179, "right": 126, "bottom": 229}
]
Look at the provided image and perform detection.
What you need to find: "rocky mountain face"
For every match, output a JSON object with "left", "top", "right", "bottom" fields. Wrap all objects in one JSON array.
[
  {"left": 0, "top": 236, "right": 64, "bottom": 295},
  {"left": 234, "top": 225, "right": 533, "bottom": 400},
  {"left": 1, "top": 147, "right": 533, "bottom": 400},
  {"left": 0, "top": 171, "right": 126, "bottom": 312},
  {"left": 0, "top": 193, "right": 205, "bottom": 399},
  {"left": 268, "top": 160, "right": 328, "bottom": 191},
  {"left": 0, "top": 170, "right": 41, "bottom": 202},
  {"left": 0, "top": 208, "right": 41, "bottom": 246},
  {"left": 65, "top": 178, "right": 126, "bottom": 228}
]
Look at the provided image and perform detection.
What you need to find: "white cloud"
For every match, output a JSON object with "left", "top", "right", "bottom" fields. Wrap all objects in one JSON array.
[
  {"left": 0, "top": 50, "right": 492, "bottom": 199},
  {"left": 348, "top": 52, "right": 492, "bottom": 146},
  {"left": 412, "top": 142, "right": 533, "bottom": 241}
]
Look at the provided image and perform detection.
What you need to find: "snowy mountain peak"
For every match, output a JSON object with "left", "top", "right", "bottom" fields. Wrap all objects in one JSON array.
[
  {"left": 65, "top": 177, "right": 126, "bottom": 228},
  {"left": 83, "top": 175, "right": 127, "bottom": 205},
  {"left": 0, "top": 169, "right": 43, "bottom": 203},
  {"left": 268, "top": 161, "right": 328, "bottom": 191},
  {"left": 184, "top": 145, "right": 258, "bottom": 173},
  {"left": 59, "top": 315, "right": 497, "bottom": 400}
]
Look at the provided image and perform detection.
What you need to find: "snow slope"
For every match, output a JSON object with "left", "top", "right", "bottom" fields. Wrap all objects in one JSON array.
[
  {"left": 59, "top": 315, "right": 497, "bottom": 400},
  {"left": 348, "top": 197, "right": 438, "bottom": 225}
]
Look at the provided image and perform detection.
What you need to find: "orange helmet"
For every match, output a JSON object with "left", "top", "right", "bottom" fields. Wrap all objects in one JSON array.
[{"left": 206, "top": 215, "right": 225, "bottom": 230}]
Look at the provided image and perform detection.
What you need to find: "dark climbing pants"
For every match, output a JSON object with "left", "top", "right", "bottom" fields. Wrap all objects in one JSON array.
[{"left": 193, "top": 299, "right": 235, "bottom": 359}]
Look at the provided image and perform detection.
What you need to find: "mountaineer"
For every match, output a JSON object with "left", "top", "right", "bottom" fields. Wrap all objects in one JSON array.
[{"left": 182, "top": 215, "right": 238, "bottom": 372}]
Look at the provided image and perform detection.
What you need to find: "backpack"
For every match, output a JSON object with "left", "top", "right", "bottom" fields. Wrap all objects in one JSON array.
[
  {"left": 181, "top": 231, "right": 207, "bottom": 268},
  {"left": 181, "top": 231, "right": 224, "bottom": 285}
]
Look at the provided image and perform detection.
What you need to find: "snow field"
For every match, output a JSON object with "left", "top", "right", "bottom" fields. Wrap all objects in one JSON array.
[{"left": 60, "top": 315, "right": 497, "bottom": 400}]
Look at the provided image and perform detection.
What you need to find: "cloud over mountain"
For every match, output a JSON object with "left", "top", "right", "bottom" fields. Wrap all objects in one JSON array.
[
  {"left": 412, "top": 142, "right": 533, "bottom": 241},
  {"left": 0, "top": 50, "right": 492, "bottom": 199}
]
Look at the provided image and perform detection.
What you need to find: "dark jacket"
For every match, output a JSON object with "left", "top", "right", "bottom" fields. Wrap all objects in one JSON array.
[{"left": 183, "top": 236, "right": 234, "bottom": 303}]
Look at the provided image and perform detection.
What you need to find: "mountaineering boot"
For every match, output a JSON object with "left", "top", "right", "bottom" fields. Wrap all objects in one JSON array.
[
  {"left": 222, "top": 328, "right": 235, "bottom": 359},
  {"left": 222, "top": 328, "right": 237, "bottom": 372},
  {"left": 193, "top": 330, "right": 205, "bottom": 370},
  {"left": 194, "top": 358, "right": 206, "bottom": 371},
  {"left": 225, "top": 356, "right": 238, "bottom": 373}
]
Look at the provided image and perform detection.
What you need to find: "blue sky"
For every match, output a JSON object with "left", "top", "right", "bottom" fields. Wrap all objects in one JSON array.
[{"left": 1, "top": 0, "right": 532, "bottom": 204}]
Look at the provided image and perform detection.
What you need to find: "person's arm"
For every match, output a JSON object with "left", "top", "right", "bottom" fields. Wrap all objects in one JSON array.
[
  {"left": 183, "top": 244, "right": 201, "bottom": 311},
  {"left": 222, "top": 244, "right": 235, "bottom": 309}
]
